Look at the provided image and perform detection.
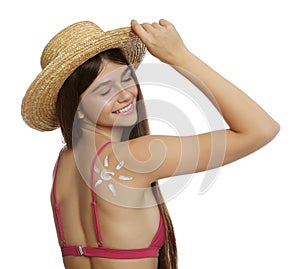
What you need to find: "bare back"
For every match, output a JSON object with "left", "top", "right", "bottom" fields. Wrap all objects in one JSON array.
[{"left": 51, "top": 148, "right": 162, "bottom": 269}]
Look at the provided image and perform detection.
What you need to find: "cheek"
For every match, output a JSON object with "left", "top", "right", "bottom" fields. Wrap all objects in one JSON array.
[
  {"left": 98, "top": 103, "right": 113, "bottom": 117},
  {"left": 130, "top": 86, "right": 139, "bottom": 97},
  {"left": 80, "top": 96, "right": 110, "bottom": 123},
  {"left": 96, "top": 99, "right": 116, "bottom": 123}
]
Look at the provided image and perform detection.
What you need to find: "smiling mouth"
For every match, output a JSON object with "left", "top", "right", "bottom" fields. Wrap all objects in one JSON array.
[{"left": 113, "top": 103, "right": 134, "bottom": 114}]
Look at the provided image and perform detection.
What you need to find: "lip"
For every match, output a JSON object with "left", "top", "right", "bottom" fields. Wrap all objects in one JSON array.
[{"left": 113, "top": 103, "right": 135, "bottom": 115}]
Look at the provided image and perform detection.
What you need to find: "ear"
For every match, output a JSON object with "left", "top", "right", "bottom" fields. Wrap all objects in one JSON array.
[{"left": 77, "top": 110, "right": 85, "bottom": 119}]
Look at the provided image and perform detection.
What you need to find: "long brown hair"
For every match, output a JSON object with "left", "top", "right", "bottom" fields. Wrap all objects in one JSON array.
[{"left": 56, "top": 48, "right": 177, "bottom": 269}]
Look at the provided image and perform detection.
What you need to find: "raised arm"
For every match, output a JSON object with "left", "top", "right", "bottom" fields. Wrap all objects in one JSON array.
[{"left": 124, "top": 20, "right": 280, "bottom": 181}]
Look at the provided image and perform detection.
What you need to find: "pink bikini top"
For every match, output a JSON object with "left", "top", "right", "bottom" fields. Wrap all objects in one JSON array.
[{"left": 52, "top": 141, "right": 165, "bottom": 259}]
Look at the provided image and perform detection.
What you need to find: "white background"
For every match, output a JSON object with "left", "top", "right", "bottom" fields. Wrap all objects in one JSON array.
[{"left": 1, "top": 0, "right": 299, "bottom": 268}]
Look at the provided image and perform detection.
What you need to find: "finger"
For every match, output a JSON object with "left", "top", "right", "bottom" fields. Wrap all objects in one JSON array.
[
  {"left": 141, "top": 23, "right": 154, "bottom": 33},
  {"left": 151, "top": 22, "right": 161, "bottom": 29},
  {"left": 159, "top": 19, "right": 172, "bottom": 27},
  {"left": 131, "top": 20, "right": 148, "bottom": 39}
]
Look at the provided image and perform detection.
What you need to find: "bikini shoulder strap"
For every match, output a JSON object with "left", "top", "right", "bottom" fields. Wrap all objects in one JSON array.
[{"left": 90, "top": 141, "right": 111, "bottom": 246}]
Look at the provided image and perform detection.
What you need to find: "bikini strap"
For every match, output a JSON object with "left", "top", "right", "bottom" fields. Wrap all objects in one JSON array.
[
  {"left": 90, "top": 141, "right": 111, "bottom": 246},
  {"left": 52, "top": 152, "right": 66, "bottom": 246}
]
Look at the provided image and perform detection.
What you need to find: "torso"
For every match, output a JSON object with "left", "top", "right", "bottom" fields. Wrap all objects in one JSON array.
[{"left": 51, "top": 144, "right": 162, "bottom": 269}]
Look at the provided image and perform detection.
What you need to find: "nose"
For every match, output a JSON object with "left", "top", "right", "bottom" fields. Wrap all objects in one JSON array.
[{"left": 117, "top": 88, "right": 132, "bottom": 103}]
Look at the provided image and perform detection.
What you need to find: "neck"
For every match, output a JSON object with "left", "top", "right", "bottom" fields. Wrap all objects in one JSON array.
[{"left": 79, "top": 120, "right": 124, "bottom": 143}]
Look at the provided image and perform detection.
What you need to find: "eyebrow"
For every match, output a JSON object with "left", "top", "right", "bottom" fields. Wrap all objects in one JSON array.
[
  {"left": 122, "top": 67, "right": 133, "bottom": 79},
  {"left": 91, "top": 67, "right": 132, "bottom": 93}
]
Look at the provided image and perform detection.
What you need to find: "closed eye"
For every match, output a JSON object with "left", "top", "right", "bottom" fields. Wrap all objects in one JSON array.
[
  {"left": 123, "top": 76, "right": 132, "bottom": 82},
  {"left": 100, "top": 88, "right": 111, "bottom": 96},
  {"left": 122, "top": 68, "right": 135, "bottom": 84}
]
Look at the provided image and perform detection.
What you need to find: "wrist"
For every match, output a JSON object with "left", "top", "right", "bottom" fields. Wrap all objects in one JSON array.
[{"left": 167, "top": 48, "right": 193, "bottom": 68}]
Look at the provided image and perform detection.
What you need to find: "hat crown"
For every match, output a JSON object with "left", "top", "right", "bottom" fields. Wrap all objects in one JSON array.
[
  {"left": 41, "top": 21, "right": 104, "bottom": 69},
  {"left": 22, "top": 21, "right": 146, "bottom": 131}
]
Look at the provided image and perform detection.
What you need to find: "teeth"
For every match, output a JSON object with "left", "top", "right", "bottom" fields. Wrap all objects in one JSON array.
[{"left": 117, "top": 104, "right": 132, "bottom": 113}]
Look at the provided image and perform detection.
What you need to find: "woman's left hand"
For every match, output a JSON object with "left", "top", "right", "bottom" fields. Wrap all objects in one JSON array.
[{"left": 131, "top": 19, "right": 189, "bottom": 66}]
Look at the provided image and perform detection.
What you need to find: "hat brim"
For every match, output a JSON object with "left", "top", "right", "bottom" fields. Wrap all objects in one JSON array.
[{"left": 21, "top": 27, "right": 146, "bottom": 131}]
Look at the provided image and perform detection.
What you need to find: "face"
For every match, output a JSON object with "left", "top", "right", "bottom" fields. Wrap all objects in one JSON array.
[{"left": 78, "top": 59, "right": 138, "bottom": 130}]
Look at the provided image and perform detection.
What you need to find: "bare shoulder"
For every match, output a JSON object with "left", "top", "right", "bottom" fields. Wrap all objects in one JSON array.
[{"left": 110, "top": 135, "right": 200, "bottom": 182}]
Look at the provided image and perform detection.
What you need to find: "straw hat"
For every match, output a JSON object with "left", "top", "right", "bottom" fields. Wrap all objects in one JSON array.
[{"left": 21, "top": 21, "right": 147, "bottom": 131}]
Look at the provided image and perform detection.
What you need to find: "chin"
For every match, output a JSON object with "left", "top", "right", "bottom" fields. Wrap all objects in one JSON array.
[
  {"left": 116, "top": 119, "right": 138, "bottom": 128},
  {"left": 113, "top": 112, "right": 138, "bottom": 127}
]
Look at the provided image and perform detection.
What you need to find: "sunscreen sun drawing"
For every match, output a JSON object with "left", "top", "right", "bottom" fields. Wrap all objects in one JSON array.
[{"left": 94, "top": 155, "right": 133, "bottom": 196}]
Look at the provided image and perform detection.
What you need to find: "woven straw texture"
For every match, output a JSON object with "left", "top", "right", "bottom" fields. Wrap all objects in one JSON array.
[{"left": 21, "top": 21, "right": 146, "bottom": 131}]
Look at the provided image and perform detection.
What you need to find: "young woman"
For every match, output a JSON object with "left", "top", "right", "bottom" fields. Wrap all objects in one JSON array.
[{"left": 21, "top": 19, "right": 280, "bottom": 269}]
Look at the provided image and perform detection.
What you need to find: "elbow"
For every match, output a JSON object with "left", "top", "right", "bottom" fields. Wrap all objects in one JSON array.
[
  {"left": 257, "top": 120, "right": 280, "bottom": 145},
  {"left": 273, "top": 121, "right": 281, "bottom": 137}
]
